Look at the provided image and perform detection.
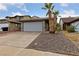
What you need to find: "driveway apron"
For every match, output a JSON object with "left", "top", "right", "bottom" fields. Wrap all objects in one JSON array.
[{"left": 0, "top": 32, "right": 40, "bottom": 48}]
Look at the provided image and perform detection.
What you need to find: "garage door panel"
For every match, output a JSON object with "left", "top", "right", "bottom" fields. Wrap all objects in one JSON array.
[{"left": 23, "top": 22, "right": 43, "bottom": 31}]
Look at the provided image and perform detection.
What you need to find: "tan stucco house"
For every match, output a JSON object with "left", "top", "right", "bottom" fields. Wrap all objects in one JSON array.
[{"left": 6, "top": 15, "right": 49, "bottom": 32}]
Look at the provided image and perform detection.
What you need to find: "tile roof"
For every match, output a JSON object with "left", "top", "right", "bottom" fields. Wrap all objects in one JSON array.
[
  {"left": 8, "top": 20, "right": 20, "bottom": 23},
  {"left": 20, "top": 17, "right": 48, "bottom": 22},
  {"left": 6, "top": 15, "right": 49, "bottom": 22},
  {"left": 6, "top": 15, "right": 31, "bottom": 18},
  {"left": 61, "top": 17, "right": 79, "bottom": 23}
]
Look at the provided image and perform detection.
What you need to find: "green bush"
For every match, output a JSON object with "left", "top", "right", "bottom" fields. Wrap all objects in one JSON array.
[
  {"left": 66, "top": 25, "right": 75, "bottom": 32},
  {"left": 56, "top": 23, "right": 61, "bottom": 32}
]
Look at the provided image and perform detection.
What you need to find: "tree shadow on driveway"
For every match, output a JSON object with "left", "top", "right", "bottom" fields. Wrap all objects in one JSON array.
[{"left": 26, "top": 32, "right": 79, "bottom": 56}]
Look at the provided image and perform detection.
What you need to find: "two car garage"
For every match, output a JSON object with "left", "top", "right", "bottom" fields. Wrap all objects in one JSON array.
[
  {"left": 23, "top": 22, "right": 43, "bottom": 31},
  {"left": 21, "top": 21, "right": 46, "bottom": 31}
]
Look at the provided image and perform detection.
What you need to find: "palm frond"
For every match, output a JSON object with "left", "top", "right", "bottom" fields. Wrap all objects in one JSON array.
[
  {"left": 42, "top": 3, "right": 59, "bottom": 17},
  {"left": 55, "top": 11, "right": 59, "bottom": 15},
  {"left": 42, "top": 7, "right": 47, "bottom": 10},
  {"left": 53, "top": 10, "right": 59, "bottom": 16},
  {"left": 45, "top": 3, "right": 49, "bottom": 8},
  {"left": 48, "top": 3, "right": 52, "bottom": 8},
  {"left": 51, "top": 5, "right": 54, "bottom": 10}
]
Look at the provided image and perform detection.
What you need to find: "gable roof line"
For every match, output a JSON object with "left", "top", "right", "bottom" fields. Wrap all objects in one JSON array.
[
  {"left": 60, "top": 17, "right": 79, "bottom": 23},
  {"left": 19, "top": 17, "right": 48, "bottom": 22}
]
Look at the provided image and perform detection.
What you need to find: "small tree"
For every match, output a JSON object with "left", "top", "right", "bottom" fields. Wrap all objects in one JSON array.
[{"left": 56, "top": 23, "right": 61, "bottom": 32}]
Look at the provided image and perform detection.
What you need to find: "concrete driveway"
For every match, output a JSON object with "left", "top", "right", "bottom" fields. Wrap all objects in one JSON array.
[
  {"left": 0, "top": 32, "right": 66, "bottom": 56},
  {"left": 0, "top": 32, "right": 40, "bottom": 48}
]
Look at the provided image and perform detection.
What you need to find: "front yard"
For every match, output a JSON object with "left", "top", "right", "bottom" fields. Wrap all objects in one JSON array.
[
  {"left": 63, "top": 31, "right": 79, "bottom": 41},
  {"left": 63, "top": 31, "right": 79, "bottom": 48},
  {"left": 27, "top": 32, "right": 79, "bottom": 55}
]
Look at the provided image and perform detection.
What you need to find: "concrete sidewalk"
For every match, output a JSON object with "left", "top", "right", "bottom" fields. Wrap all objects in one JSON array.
[{"left": 0, "top": 45, "right": 66, "bottom": 56}]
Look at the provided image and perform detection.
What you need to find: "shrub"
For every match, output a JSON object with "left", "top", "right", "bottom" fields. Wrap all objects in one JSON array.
[
  {"left": 66, "top": 25, "right": 75, "bottom": 32},
  {"left": 56, "top": 23, "right": 61, "bottom": 32}
]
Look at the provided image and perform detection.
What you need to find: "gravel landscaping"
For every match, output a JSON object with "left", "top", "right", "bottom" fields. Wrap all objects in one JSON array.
[{"left": 26, "top": 32, "right": 79, "bottom": 56}]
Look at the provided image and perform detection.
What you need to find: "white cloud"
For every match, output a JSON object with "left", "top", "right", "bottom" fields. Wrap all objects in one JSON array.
[
  {"left": 0, "top": 3, "right": 25, "bottom": 11},
  {"left": 11, "top": 12, "right": 23, "bottom": 16},
  {"left": 17, "top": 4, "right": 29, "bottom": 13},
  {"left": 59, "top": 9, "right": 79, "bottom": 17},
  {"left": 0, "top": 17, "right": 5, "bottom": 19},
  {"left": 9, "top": 3, "right": 25, "bottom": 8},
  {"left": 59, "top": 14, "right": 79, "bottom": 17},
  {"left": 22, "top": 7, "right": 29, "bottom": 12},
  {"left": 60, "top": 3, "right": 69, "bottom": 7},
  {"left": 0, "top": 4, "right": 7, "bottom": 10},
  {"left": 63, "top": 9, "right": 75, "bottom": 15},
  {"left": 9, "top": 3, "right": 29, "bottom": 13}
]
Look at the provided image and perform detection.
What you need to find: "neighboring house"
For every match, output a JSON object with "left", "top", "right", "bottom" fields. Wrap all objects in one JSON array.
[
  {"left": 59, "top": 17, "right": 79, "bottom": 32},
  {"left": 0, "top": 19, "right": 8, "bottom": 31}
]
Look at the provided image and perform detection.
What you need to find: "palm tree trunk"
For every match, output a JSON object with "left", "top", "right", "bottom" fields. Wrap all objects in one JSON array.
[
  {"left": 54, "top": 15, "right": 57, "bottom": 32},
  {"left": 48, "top": 10, "right": 55, "bottom": 33}
]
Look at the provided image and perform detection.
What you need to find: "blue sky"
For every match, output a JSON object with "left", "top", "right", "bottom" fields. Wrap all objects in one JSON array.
[{"left": 0, "top": 3, "right": 79, "bottom": 18}]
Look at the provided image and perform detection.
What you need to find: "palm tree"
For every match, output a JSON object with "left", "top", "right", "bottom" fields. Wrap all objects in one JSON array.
[
  {"left": 52, "top": 10, "right": 59, "bottom": 31},
  {"left": 42, "top": 3, "right": 55, "bottom": 33}
]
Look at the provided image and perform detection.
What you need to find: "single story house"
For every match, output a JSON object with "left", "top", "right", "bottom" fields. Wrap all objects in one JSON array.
[
  {"left": 59, "top": 17, "right": 79, "bottom": 32},
  {"left": 6, "top": 15, "right": 49, "bottom": 32},
  {"left": 0, "top": 19, "right": 8, "bottom": 31}
]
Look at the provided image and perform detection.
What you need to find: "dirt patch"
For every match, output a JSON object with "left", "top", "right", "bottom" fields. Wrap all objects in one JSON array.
[
  {"left": 26, "top": 32, "right": 79, "bottom": 56},
  {"left": 63, "top": 31, "right": 79, "bottom": 41},
  {"left": 63, "top": 31, "right": 79, "bottom": 49}
]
